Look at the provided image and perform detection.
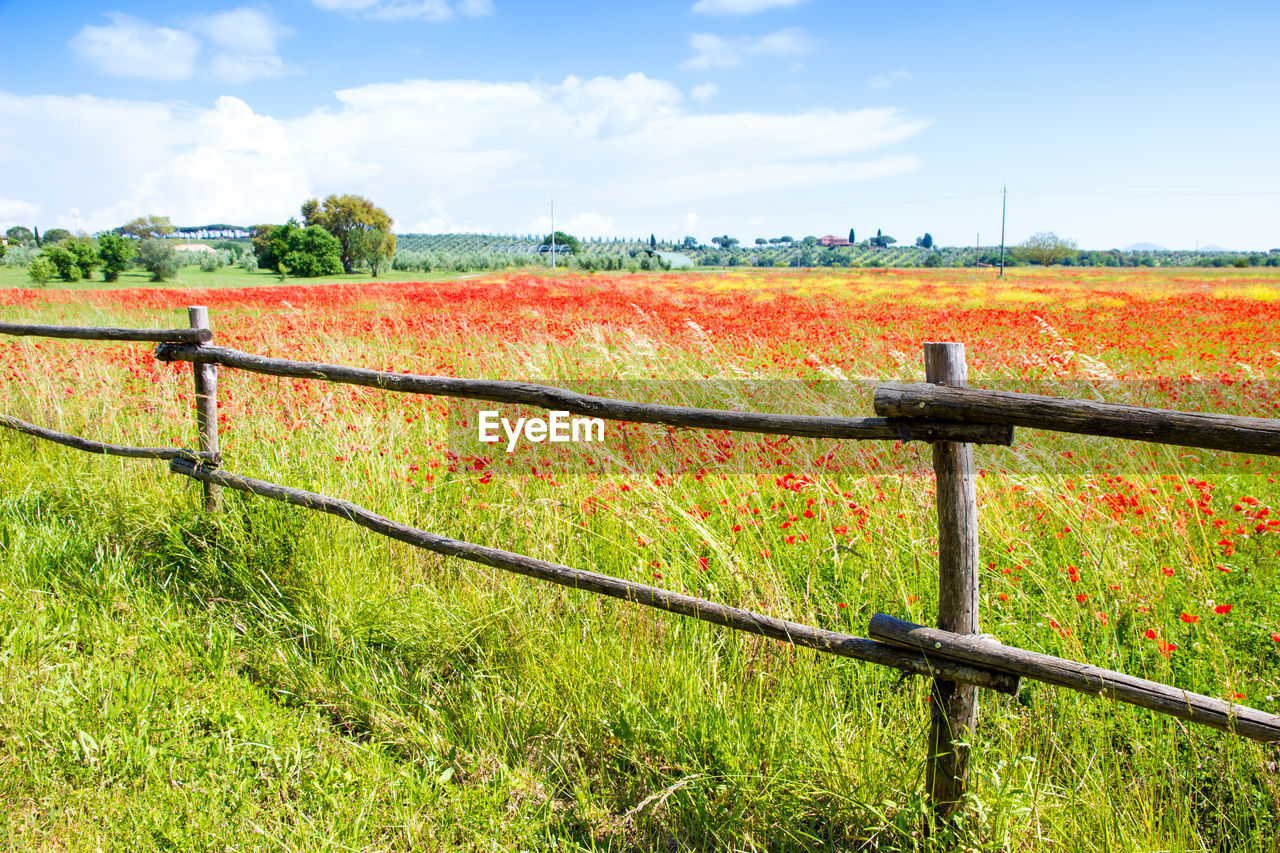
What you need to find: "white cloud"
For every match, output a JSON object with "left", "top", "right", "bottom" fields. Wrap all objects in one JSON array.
[
  {"left": 308, "top": 0, "right": 495, "bottom": 21},
  {"left": 691, "top": 0, "right": 807, "bottom": 14},
  {"left": 0, "top": 75, "right": 927, "bottom": 240},
  {"left": 69, "top": 13, "right": 200, "bottom": 81},
  {"left": 681, "top": 27, "right": 813, "bottom": 69},
  {"left": 207, "top": 53, "right": 289, "bottom": 84},
  {"left": 69, "top": 9, "right": 291, "bottom": 84},
  {"left": 0, "top": 198, "right": 42, "bottom": 231},
  {"left": 457, "top": 0, "right": 495, "bottom": 16},
  {"left": 690, "top": 82, "right": 718, "bottom": 102},
  {"left": 191, "top": 8, "right": 284, "bottom": 54},
  {"left": 869, "top": 69, "right": 911, "bottom": 89}
]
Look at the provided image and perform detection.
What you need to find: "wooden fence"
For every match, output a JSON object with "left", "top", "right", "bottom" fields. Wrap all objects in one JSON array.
[{"left": 3, "top": 307, "right": 1280, "bottom": 832}]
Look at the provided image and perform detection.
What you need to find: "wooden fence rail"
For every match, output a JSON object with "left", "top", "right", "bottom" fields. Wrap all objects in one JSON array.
[
  {"left": 4, "top": 305, "right": 1280, "bottom": 835},
  {"left": 875, "top": 382, "right": 1280, "bottom": 456},
  {"left": 154, "top": 343, "right": 1015, "bottom": 446},
  {"left": 167, "top": 456, "right": 1020, "bottom": 694},
  {"left": 869, "top": 614, "right": 1280, "bottom": 743},
  {"left": 0, "top": 414, "right": 214, "bottom": 462},
  {"left": 0, "top": 321, "right": 211, "bottom": 344}
]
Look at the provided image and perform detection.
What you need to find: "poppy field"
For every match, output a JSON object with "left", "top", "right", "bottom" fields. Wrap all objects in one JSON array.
[{"left": 1, "top": 266, "right": 1279, "bottom": 850}]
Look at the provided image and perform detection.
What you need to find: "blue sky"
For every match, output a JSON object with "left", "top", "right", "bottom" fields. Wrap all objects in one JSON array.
[{"left": 1, "top": 0, "right": 1277, "bottom": 249}]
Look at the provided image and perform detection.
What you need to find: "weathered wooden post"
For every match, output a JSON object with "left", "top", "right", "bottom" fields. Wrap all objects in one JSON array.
[
  {"left": 188, "top": 306, "right": 221, "bottom": 512},
  {"left": 923, "top": 342, "right": 980, "bottom": 827}
]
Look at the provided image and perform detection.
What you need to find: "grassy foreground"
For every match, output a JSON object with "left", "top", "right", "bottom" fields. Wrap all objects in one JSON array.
[{"left": 1, "top": 268, "right": 1279, "bottom": 850}]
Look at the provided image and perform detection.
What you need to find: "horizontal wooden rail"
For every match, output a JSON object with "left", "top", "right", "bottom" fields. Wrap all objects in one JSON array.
[
  {"left": 0, "top": 414, "right": 214, "bottom": 462},
  {"left": 874, "top": 382, "right": 1280, "bottom": 456},
  {"left": 0, "top": 321, "right": 212, "bottom": 344},
  {"left": 869, "top": 614, "right": 1280, "bottom": 743},
  {"left": 154, "top": 345, "right": 1014, "bottom": 445},
  {"left": 168, "top": 457, "right": 1020, "bottom": 694}
]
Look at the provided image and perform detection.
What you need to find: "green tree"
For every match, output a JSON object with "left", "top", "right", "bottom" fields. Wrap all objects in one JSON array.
[
  {"left": 27, "top": 255, "right": 54, "bottom": 286},
  {"left": 119, "top": 216, "right": 175, "bottom": 240},
  {"left": 97, "top": 232, "right": 136, "bottom": 282},
  {"left": 43, "top": 228, "right": 72, "bottom": 245},
  {"left": 137, "top": 238, "right": 179, "bottom": 281},
  {"left": 251, "top": 223, "right": 287, "bottom": 272},
  {"left": 6, "top": 226, "right": 34, "bottom": 247},
  {"left": 540, "top": 231, "right": 580, "bottom": 253},
  {"left": 869, "top": 229, "right": 897, "bottom": 248},
  {"left": 916, "top": 233, "right": 934, "bottom": 249},
  {"left": 43, "top": 246, "right": 81, "bottom": 281},
  {"left": 67, "top": 238, "right": 100, "bottom": 278},
  {"left": 43, "top": 239, "right": 99, "bottom": 281},
  {"left": 711, "top": 235, "right": 738, "bottom": 249},
  {"left": 848, "top": 228, "right": 856, "bottom": 244},
  {"left": 1016, "top": 231, "right": 1079, "bottom": 266},
  {"left": 350, "top": 227, "right": 395, "bottom": 276},
  {"left": 283, "top": 226, "right": 342, "bottom": 277},
  {"left": 755, "top": 237, "right": 767, "bottom": 245},
  {"left": 649, "top": 233, "right": 657, "bottom": 249},
  {"left": 681, "top": 236, "right": 698, "bottom": 249},
  {"left": 301, "top": 194, "right": 394, "bottom": 273}
]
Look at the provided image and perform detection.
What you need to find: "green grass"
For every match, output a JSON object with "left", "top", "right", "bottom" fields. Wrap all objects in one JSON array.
[{"left": 2, "top": 273, "right": 1279, "bottom": 850}]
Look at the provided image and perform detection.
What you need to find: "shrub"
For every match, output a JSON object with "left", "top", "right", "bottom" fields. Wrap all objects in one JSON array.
[
  {"left": 97, "top": 232, "right": 135, "bottom": 282},
  {"left": 283, "top": 226, "right": 342, "bottom": 277},
  {"left": 137, "top": 238, "right": 179, "bottom": 281},
  {"left": 27, "top": 255, "right": 54, "bottom": 285},
  {"left": 212, "top": 240, "right": 243, "bottom": 260},
  {"left": 198, "top": 250, "right": 226, "bottom": 272},
  {"left": 4, "top": 245, "right": 37, "bottom": 267},
  {"left": 239, "top": 251, "right": 259, "bottom": 273},
  {"left": 43, "top": 242, "right": 98, "bottom": 281}
]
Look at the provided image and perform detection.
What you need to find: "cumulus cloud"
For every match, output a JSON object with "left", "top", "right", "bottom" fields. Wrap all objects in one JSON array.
[
  {"left": 69, "top": 13, "right": 200, "bottom": 81},
  {"left": 690, "top": 82, "right": 718, "bottom": 102},
  {"left": 869, "top": 69, "right": 911, "bottom": 89},
  {"left": 69, "top": 8, "right": 292, "bottom": 83},
  {"left": 691, "top": 0, "right": 807, "bottom": 14},
  {"left": 0, "top": 198, "right": 42, "bottom": 231},
  {"left": 309, "top": 0, "right": 494, "bottom": 21},
  {"left": 0, "top": 73, "right": 928, "bottom": 238},
  {"left": 680, "top": 27, "right": 813, "bottom": 69}
]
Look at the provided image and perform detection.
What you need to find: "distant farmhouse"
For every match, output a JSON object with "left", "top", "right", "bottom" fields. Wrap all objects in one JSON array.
[{"left": 818, "top": 235, "right": 852, "bottom": 247}]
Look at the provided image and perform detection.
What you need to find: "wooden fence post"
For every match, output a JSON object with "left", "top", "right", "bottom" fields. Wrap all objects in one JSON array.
[
  {"left": 188, "top": 306, "right": 221, "bottom": 512},
  {"left": 923, "top": 342, "right": 980, "bottom": 827}
]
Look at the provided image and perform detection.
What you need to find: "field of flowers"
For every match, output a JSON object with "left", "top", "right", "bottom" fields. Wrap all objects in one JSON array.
[{"left": 1, "top": 266, "right": 1278, "bottom": 850}]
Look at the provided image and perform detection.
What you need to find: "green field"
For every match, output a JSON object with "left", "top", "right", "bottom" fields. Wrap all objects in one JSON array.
[{"left": 2, "top": 267, "right": 1279, "bottom": 850}]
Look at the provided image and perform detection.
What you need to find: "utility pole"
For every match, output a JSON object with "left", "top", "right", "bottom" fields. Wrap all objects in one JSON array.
[{"left": 999, "top": 184, "right": 1007, "bottom": 279}]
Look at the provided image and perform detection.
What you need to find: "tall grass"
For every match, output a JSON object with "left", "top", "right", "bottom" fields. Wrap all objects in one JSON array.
[{"left": 1, "top": 270, "right": 1278, "bottom": 850}]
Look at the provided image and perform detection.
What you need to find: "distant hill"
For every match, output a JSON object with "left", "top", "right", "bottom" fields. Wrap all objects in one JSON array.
[
  {"left": 1200, "top": 245, "right": 1228, "bottom": 252},
  {"left": 1124, "top": 242, "right": 1167, "bottom": 251}
]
